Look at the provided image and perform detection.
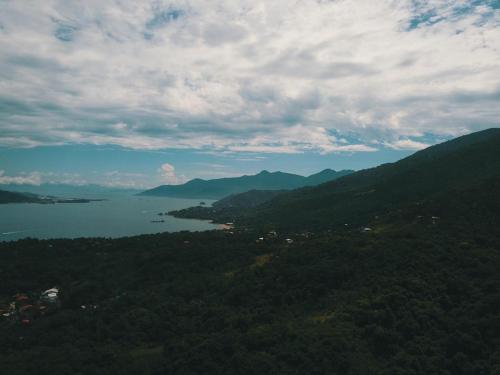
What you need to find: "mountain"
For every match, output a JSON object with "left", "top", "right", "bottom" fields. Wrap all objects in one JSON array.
[
  {"left": 170, "top": 128, "right": 500, "bottom": 230},
  {"left": 240, "top": 128, "right": 500, "bottom": 230},
  {"left": 214, "top": 189, "right": 287, "bottom": 209},
  {"left": 139, "top": 169, "right": 354, "bottom": 199},
  {"left": 305, "top": 168, "right": 353, "bottom": 185}
]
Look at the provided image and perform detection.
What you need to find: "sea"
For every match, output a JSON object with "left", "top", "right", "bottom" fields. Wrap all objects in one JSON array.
[{"left": 0, "top": 194, "right": 219, "bottom": 242}]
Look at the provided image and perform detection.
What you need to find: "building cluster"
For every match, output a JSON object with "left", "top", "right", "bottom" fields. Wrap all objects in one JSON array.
[
  {"left": 0, "top": 287, "right": 60, "bottom": 325},
  {"left": 255, "top": 230, "right": 300, "bottom": 244}
]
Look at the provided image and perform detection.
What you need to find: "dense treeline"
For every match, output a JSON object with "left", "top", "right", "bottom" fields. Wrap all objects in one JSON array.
[{"left": 169, "top": 189, "right": 286, "bottom": 224}]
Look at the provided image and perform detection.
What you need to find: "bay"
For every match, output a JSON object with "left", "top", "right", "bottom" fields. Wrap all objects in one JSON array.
[{"left": 0, "top": 195, "right": 218, "bottom": 241}]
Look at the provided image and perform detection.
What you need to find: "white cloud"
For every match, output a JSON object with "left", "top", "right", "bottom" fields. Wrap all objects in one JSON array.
[
  {"left": 158, "top": 162, "right": 184, "bottom": 184},
  {"left": 0, "top": 170, "right": 42, "bottom": 185},
  {"left": 385, "top": 139, "right": 431, "bottom": 150},
  {"left": 0, "top": 1, "right": 498, "bottom": 153}
]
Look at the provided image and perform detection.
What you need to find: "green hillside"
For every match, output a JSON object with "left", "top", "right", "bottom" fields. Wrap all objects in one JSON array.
[
  {"left": 2, "top": 129, "right": 500, "bottom": 374},
  {"left": 214, "top": 189, "right": 287, "bottom": 209},
  {"left": 241, "top": 128, "right": 500, "bottom": 230},
  {"left": 1, "top": 170, "right": 500, "bottom": 374}
]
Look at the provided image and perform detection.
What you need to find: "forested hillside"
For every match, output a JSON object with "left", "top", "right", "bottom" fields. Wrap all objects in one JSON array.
[
  {"left": 1, "top": 129, "right": 500, "bottom": 374},
  {"left": 1, "top": 174, "right": 500, "bottom": 374},
  {"left": 226, "top": 129, "right": 500, "bottom": 230}
]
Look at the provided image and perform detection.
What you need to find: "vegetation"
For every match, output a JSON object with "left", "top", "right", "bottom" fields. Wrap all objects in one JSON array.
[
  {"left": 1, "top": 129, "right": 500, "bottom": 373},
  {"left": 214, "top": 189, "right": 288, "bottom": 209},
  {"left": 171, "top": 129, "right": 500, "bottom": 231},
  {"left": 241, "top": 129, "right": 500, "bottom": 230},
  {"left": 169, "top": 189, "right": 287, "bottom": 223},
  {"left": 1, "top": 179, "right": 500, "bottom": 373}
]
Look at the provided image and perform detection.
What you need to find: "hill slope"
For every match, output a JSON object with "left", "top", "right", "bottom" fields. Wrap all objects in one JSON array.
[
  {"left": 214, "top": 189, "right": 287, "bottom": 209},
  {"left": 1, "top": 170, "right": 500, "bottom": 374},
  {"left": 230, "top": 128, "right": 500, "bottom": 229},
  {"left": 139, "top": 169, "right": 353, "bottom": 199}
]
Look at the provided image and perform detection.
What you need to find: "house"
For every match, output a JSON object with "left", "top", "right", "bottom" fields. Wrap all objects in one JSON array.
[
  {"left": 19, "top": 304, "right": 34, "bottom": 313},
  {"left": 41, "top": 288, "right": 59, "bottom": 303},
  {"left": 15, "top": 294, "right": 29, "bottom": 302},
  {"left": 221, "top": 223, "right": 234, "bottom": 230}
]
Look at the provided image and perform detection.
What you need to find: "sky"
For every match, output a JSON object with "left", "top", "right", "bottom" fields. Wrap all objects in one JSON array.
[{"left": 0, "top": 0, "right": 499, "bottom": 188}]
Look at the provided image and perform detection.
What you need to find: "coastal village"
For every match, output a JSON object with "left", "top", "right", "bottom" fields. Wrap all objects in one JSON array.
[{"left": 0, "top": 287, "right": 60, "bottom": 325}]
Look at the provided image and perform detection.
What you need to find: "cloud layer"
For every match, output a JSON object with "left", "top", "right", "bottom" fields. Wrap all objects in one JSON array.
[
  {"left": 0, "top": 0, "right": 499, "bottom": 153},
  {"left": 0, "top": 170, "right": 42, "bottom": 185}
]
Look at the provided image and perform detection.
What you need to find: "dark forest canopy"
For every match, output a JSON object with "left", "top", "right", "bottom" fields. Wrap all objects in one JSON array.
[{"left": 1, "top": 129, "right": 500, "bottom": 374}]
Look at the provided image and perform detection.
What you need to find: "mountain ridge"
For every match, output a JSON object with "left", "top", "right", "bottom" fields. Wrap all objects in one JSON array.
[
  {"left": 243, "top": 128, "right": 500, "bottom": 229},
  {"left": 1, "top": 183, "right": 141, "bottom": 198},
  {"left": 0, "top": 189, "right": 104, "bottom": 204},
  {"left": 170, "top": 128, "right": 500, "bottom": 230},
  {"left": 139, "top": 168, "right": 354, "bottom": 199}
]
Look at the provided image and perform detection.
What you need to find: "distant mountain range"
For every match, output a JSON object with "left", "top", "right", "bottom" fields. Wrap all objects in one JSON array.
[
  {"left": 0, "top": 190, "right": 42, "bottom": 204},
  {"left": 0, "top": 189, "right": 103, "bottom": 204},
  {"left": 171, "top": 128, "right": 500, "bottom": 230},
  {"left": 138, "top": 169, "right": 354, "bottom": 199},
  {"left": 0, "top": 183, "right": 141, "bottom": 198}
]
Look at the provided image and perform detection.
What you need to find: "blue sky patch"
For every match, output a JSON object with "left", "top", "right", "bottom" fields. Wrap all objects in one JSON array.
[
  {"left": 408, "top": 0, "right": 499, "bottom": 30},
  {"left": 53, "top": 21, "right": 79, "bottom": 42},
  {"left": 146, "top": 8, "right": 184, "bottom": 30},
  {"left": 408, "top": 10, "right": 444, "bottom": 30}
]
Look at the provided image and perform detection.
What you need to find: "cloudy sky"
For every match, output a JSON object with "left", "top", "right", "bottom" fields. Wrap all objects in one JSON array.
[{"left": 0, "top": 0, "right": 499, "bottom": 188}]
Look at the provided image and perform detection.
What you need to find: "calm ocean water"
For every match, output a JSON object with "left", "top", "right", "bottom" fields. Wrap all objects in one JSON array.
[{"left": 0, "top": 195, "right": 218, "bottom": 241}]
